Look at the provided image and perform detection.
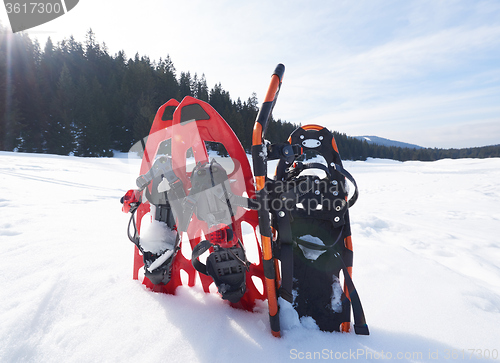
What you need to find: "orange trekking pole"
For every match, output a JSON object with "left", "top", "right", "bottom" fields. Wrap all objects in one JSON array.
[{"left": 251, "top": 64, "right": 285, "bottom": 337}]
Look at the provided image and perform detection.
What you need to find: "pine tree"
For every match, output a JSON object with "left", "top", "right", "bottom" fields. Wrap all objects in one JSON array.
[
  {"left": 179, "top": 71, "right": 193, "bottom": 99},
  {"left": 155, "top": 55, "right": 179, "bottom": 104},
  {"left": 133, "top": 92, "right": 156, "bottom": 144},
  {"left": 87, "top": 77, "right": 112, "bottom": 156},
  {"left": 46, "top": 63, "right": 76, "bottom": 154},
  {"left": 0, "top": 26, "right": 22, "bottom": 150},
  {"left": 10, "top": 33, "right": 45, "bottom": 152},
  {"left": 193, "top": 73, "right": 209, "bottom": 102}
]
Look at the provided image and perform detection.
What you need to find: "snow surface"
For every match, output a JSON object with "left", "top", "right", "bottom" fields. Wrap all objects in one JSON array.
[
  {"left": 1, "top": 151, "right": 500, "bottom": 362},
  {"left": 139, "top": 218, "right": 177, "bottom": 255},
  {"left": 297, "top": 234, "right": 327, "bottom": 260}
]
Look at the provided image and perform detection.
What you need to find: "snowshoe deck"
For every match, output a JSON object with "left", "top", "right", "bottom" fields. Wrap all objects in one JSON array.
[{"left": 275, "top": 124, "right": 366, "bottom": 334}]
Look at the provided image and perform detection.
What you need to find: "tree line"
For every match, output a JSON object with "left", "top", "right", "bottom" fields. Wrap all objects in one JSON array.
[
  {"left": 1, "top": 24, "right": 498, "bottom": 161},
  {"left": 333, "top": 132, "right": 500, "bottom": 161},
  {"left": 0, "top": 26, "right": 295, "bottom": 156}
]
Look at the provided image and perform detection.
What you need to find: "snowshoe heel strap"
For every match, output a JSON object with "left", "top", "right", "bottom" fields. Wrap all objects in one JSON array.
[
  {"left": 206, "top": 247, "right": 247, "bottom": 303},
  {"left": 191, "top": 239, "right": 212, "bottom": 275},
  {"left": 192, "top": 242, "right": 248, "bottom": 304},
  {"left": 331, "top": 163, "right": 359, "bottom": 208}
]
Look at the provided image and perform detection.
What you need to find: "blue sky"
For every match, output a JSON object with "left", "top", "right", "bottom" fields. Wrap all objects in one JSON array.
[{"left": 2, "top": 0, "right": 500, "bottom": 148}]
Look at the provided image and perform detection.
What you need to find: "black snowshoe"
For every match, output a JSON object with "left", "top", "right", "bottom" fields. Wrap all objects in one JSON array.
[
  {"left": 273, "top": 125, "right": 368, "bottom": 334},
  {"left": 252, "top": 64, "right": 369, "bottom": 336}
]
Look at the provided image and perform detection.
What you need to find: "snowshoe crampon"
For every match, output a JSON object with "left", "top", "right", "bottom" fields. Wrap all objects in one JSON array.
[
  {"left": 121, "top": 97, "right": 265, "bottom": 311},
  {"left": 251, "top": 65, "right": 369, "bottom": 336}
]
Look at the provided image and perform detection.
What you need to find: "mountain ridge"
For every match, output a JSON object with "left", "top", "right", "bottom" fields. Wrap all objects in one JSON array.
[{"left": 354, "top": 135, "right": 423, "bottom": 149}]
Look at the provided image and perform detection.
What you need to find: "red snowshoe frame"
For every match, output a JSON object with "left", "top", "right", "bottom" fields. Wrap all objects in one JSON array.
[{"left": 129, "top": 96, "right": 265, "bottom": 311}]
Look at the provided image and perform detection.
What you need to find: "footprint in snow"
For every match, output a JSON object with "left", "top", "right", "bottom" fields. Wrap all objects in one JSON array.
[{"left": 0, "top": 223, "right": 22, "bottom": 236}]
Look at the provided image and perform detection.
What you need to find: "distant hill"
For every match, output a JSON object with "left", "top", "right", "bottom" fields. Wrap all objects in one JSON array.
[
  {"left": 337, "top": 132, "right": 500, "bottom": 161},
  {"left": 354, "top": 136, "right": 423, "bottom": 149}
]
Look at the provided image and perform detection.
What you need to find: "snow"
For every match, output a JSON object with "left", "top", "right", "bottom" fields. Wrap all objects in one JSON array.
[
  {"left": 297, "top": 234, "right": 327, "bottom": 260},
  {"left": 139, "top": 217, "right": 177, "bottom": 255},
  {"left": 331, "top": 276, "right": 343, "bottom": 314},
  {"left": 1, "top": 151, "right": 500, "bottom": 362}
]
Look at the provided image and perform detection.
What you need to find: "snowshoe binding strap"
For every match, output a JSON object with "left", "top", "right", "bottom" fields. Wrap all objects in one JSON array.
[
  {"left": 143, "top": 245, "right": 179, "bottom": 285},
  {"left": 333, "top": 251, "right": 369, "bottom": 335},
  {"left": 136, "top": 155, "right": 179, "bottom": 190},
  {"left": 206, "top": 245, "right": 247, "bottom": 303},
  {"left": 126, "top": 208, "right": 140, "bottom": 246},
  {"left": 331, "top": 162, "right": 359, "bottom": 208},
  {"left": 286, "top": 161, "right": 332, "bottom": 179},
  {"left": 170, "top": 159, "right": 257, "bottom": 232},
  {"left": 294, "top": 233, "right": 344, "bottom": 251},
  {"left": 125, "top": 206, "right": 180, "bottom": 286},
  {"left": 266, "top": 142, "right": 302, "bottom": 164},
  {"left": 122, "top": 154, "right": 183, "bottom": 286},
  {"left": 279, "top": 134, "right": 359, "bottom": 208},
  {"left": 191, "top": 232, "right": 249, "bottom": 304}
]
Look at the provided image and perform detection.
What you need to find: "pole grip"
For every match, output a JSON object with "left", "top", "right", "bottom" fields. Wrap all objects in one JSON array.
[{"left": 252, "top": 63, "right": 285, "bottom": 143}]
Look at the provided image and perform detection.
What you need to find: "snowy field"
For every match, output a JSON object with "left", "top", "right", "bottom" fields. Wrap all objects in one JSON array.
[{"left": 1, "top": 151, "right": 499, "bottom": 362}]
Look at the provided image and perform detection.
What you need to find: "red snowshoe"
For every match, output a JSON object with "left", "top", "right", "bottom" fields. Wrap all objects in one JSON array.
[{"left": 121, "top": 97, "right": 265, "bottom": 311}]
